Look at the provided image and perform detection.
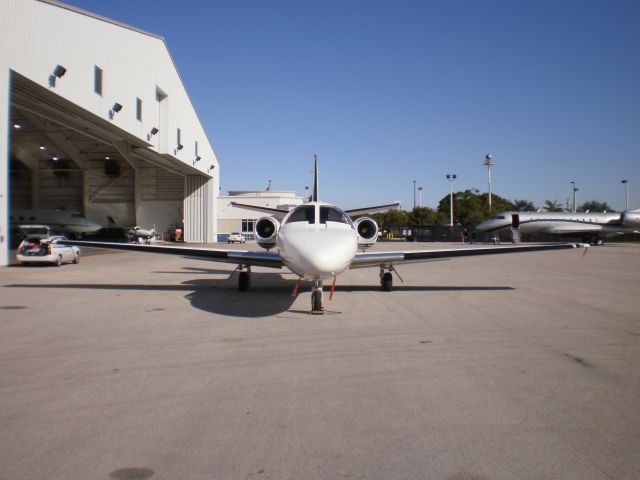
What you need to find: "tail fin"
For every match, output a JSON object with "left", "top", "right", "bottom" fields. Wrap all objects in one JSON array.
[{"left": 312, "top": 154, "right": 319, "bottom": 202}]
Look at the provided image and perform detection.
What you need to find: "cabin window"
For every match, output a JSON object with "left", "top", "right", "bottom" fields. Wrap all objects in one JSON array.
[
  {"left": 319, "top": 206, "right": 351, "bottom": 225},
  {"left": 285, "top": 206, "right": 315, "bottom": 224}
]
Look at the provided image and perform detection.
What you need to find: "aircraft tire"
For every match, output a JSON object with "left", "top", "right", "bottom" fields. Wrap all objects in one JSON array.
[
  {"left": 238, "top": 271, "right": 250, "bottom": 291},
  {"left": 381, "top": 272, "right": 393, "bottom": 292},
  {"left": 312, "top": 290, "right": 322, "bottom": 311}
]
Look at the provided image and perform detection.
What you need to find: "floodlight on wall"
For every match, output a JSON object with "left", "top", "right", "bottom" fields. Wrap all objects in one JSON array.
[
  {"left": 39, "top": 145, "right": 46, "bottom": 150},
  {"left": 13, "top": 123, "right": 21, "bottom": 129},
  {"left": 177, "top": 144, "right": 184, "bottom": 151},
  {"left": 52, "top": 155, "right": 60, "bottom": 161},
  {"left": 195, "top": 155, "right": 201, "bottom": 162},
  {"left": 112, "top": 102, "right": 123, "bottom": 113},
  {"left": 150, "top": 127, "right": 159, "bottom": 135},
  {"left": 208, "top": 164, "right": 215, "bottom": 171},
  {"left": 53, "top": 65, "right": 67, "bottom": 78}
]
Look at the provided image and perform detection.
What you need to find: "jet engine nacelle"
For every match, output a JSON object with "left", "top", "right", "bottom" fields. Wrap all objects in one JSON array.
[
  {"left": 354, "top": 217, "right": 379, "bottom": 249},
  {"left": 254, "top": 216, "right": 280, "bottom": 249},
  {"left": 620, "top": 211, "right": 640, "bottom": 227}
]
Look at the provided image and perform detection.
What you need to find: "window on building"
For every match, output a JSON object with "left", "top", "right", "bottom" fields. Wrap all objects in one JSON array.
[
  {"left": 94, "top": 66, "right": 103, "bottom": 95},
  {"left": 241, "top": 219, "right": 255, "bottom": 233},
  {"left": 136, "top": 97, "right": 142, "bottom": 121}
]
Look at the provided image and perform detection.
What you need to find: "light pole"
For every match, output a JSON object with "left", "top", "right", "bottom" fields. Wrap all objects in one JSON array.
[
  {"left": 446, "top": 174, "right": 456, "bottom": 227},
  {"left": 571, "top": 181, "right": 579, "bottom": 212},
  {"left": 483, "top": 154, "right": 494, "bottom": 213},
  {"left": 622, "top": 179, "right": 629, "bottom": 211},
  {"left": 413, "top": 180, "right": 416, "bottom": 209},
  {"left": 418, "top": 186, "right": 423, "bottom": 207}
]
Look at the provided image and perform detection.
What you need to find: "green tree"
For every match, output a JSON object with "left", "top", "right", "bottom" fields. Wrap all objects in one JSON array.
[
  {"left": 371, "top": 210, "right": 408, "bottom": 232},
  {"left": 436, "top": 190, "right": 514, "bottom": 226},
  {"left": 579, "top": 200, "right": 614, "bottom": 212},
  {"left": 407, "top": 206, "right": 437, "bottom": 226},
  {"left": 543, "top": 199, "right": 564, "bottom": 212},
  {"left": 514, "top": 199, "right": 536, "bottom": 211}
]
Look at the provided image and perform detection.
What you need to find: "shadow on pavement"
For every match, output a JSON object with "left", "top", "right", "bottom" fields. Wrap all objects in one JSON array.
[{"left": 5, "top": 276, "right": 514, "bottom": 317}]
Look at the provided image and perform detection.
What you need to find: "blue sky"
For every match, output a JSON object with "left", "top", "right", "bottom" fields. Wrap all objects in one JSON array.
[{"left": 66, "top": 0, "right": 639, "bottom": 211}]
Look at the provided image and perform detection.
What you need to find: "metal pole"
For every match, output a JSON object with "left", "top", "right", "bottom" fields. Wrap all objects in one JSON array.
[
  {"left": 570, "top": 181, "right": 575, "bottom": 212},
  {"left": 622, "top": 180, "right": 628, "bottom": 211},
  {"left": 484, "top": 154, "right": 494, "bottom": 213},
  {"left": 446, "top": 174, "right": 456, "bottom": 227},
  {"left": 418, "top": 187, "right": 423, "bottom": 208},
  {"left": 413, "top": 180, "right": 416, "bottom": 209}
]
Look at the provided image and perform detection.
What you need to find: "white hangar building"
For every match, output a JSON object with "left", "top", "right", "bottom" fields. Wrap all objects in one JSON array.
[
  {"left": 218, "top": 190, "right": 304, "bottom": 240},
  {"left": 0, "top": 0, "right": 220, "bottom": 266}
]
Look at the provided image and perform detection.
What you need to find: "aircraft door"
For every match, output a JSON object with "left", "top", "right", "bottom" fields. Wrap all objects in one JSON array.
[{"left": 511, "top": 214, "right": 520, "bottom": 229}]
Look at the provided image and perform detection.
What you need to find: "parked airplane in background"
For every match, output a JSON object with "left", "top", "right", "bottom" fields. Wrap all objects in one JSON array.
[
  {"left": 10, "top": 208, "right": 102, "bottom": 236},
  {"left": 476, "top": 210, "right": 640, "bottom": 244},
  {"left": 62, "top": 159, "right": 587, "bottom": 313}
]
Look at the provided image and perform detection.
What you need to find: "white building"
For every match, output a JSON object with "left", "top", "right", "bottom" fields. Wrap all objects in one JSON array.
[
  {"left": 218, "top": 190, "right": 304, "bottom": 239},
  {"left": 0, "top": 0, "right": 220, "bottom": 266}
]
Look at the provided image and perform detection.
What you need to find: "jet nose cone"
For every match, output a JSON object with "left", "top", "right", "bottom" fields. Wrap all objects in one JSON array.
[{"left": 280, "top": 228, "right": 357, "bottom": 278}]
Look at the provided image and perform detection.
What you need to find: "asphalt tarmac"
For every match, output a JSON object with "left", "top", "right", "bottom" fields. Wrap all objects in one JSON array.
[{"left": 1, "top": 241, "right": 639, "bottom": 480}]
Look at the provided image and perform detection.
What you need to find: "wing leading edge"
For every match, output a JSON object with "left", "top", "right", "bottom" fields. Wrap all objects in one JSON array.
[
  {"left": 58, "top": 240, "right": 283, "bottom": 269},
  {"left": 350, "top": 243, "right": 587, "bottom": 268}
]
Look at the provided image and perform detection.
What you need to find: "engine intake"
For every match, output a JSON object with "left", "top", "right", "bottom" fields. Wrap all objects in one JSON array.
[
  {"left": 254, "top": 216, "right": 280, "bottom": 249},
  {"left": 354, "top": 217, "right": 379, "bottom": 249},
  {"left": 620, "top": 211, "right": 640, "bottom": 227}
]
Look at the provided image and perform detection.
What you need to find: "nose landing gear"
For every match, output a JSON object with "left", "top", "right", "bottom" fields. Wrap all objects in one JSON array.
[{"left": 311, "top": 280, "right": 324, "bottom": 314}]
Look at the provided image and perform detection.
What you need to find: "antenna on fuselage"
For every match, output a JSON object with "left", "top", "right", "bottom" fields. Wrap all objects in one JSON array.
[{"left": 312, "top": 154, "right": 319, "bottom": 202}]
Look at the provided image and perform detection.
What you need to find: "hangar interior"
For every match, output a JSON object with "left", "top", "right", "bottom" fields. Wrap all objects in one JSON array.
[{"left": 9, "top": 72, "right": 199, "bottom": 244}]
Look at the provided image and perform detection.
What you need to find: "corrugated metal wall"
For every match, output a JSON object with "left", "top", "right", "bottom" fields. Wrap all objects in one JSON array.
[
  {"left": 141, "top": 166, "right": 183, "bottom": 201},
  {"left": 184, "top": 175, "right": 212, "bottom": 243}
]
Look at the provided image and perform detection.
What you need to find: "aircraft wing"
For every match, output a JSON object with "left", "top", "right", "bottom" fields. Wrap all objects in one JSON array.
[
  {"left": 344, "top": 202, "right": 401, "bottom": 217},
  {"left": 349, "top": 243, "right": 587, "bottom": 268},
  {"left": 229, "top": 202, "right": 290, "bottom": 217},
  {"left": 57, "top": 240, "right": 283, "bottom": 269}
]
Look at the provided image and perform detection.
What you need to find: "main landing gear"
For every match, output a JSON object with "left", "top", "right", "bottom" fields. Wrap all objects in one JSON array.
[
  {"left": 237, "top": 266, "right": 251, "bottom": 291},
  {"left": 379, "top": 265, "right": 403, "bottom": 292}
]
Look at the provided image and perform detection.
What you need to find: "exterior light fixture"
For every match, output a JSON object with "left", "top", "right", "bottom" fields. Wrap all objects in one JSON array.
[
  {"left": 52, "top": 155, "right": 60, "bottom": 161},
  {"left": 13, "top": 123, "right": 21, "bottom": 129},
  {"left": 112, "top": 102, "right": 123, "bottom": 113},
  {"left": 209, "top": 164, "right": 215, "bottom": 171},
  {"left": 105, "top": 156, "right": 110, "bottom": 160},
  {"left": 39, "top": 145, "right": 46, "bottom": 150},
  {"left": 53, "top": 65, "right": 67, "bottom": 78},
  {"left": 177, "top": 144, "right": 184, "bottom": 151},
  {"left": 150, "top": 127, "right": 159, "bottom": 135},
  {"left": 195, "top": 155, "right": 201, "bottom": 162}
]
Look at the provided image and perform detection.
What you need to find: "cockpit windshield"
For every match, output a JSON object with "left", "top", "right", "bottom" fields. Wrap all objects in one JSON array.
[
  {"left": 490, "top": 215, "right": 506, "bottom": 220},
  {"left": 319, "top": 206, "right": 351, "bottom": 225},
  {"left": 285, "top": 205, "right": 315, "bottom": 224}
]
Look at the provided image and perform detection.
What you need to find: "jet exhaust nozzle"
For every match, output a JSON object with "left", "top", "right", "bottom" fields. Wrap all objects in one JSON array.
[
  {"left": 254, "top": 216, "right": 280, "bottom": 249},
  {"left": 354, "top": 217, "right": 379, "bottom": 249},
  {"left": 620, "top": 211, "right": 640, "bottom": 227}
]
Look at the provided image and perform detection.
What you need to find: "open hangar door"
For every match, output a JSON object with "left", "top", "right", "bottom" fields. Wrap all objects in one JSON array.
[{"left": 8, "top": 72, "right": 208, "bottom": 248}]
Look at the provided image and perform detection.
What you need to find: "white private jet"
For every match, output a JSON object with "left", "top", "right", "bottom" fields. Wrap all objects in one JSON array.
[
  {"left": 476, "top": 210, "right": 640, "bottom": 245},
  {"left": 10, "top": 208, "right": 102, "bottom": 236},
  {"left": 61, "top": 159, "right": 588, "bottom": 313}
]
